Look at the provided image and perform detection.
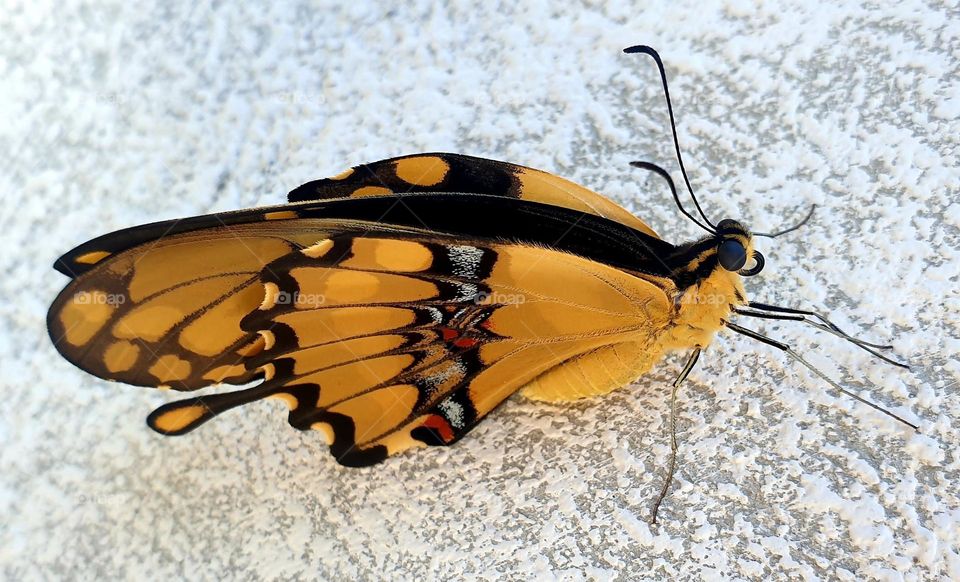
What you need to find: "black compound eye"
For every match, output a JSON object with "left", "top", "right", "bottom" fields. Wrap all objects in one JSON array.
[{"left": 717, "top": 239, "right": 747, "bottom": 271}]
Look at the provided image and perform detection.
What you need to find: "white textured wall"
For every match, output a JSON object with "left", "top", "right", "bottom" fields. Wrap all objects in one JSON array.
[{"left": 2, "top": 0, "right": 958, "bottom": 579}]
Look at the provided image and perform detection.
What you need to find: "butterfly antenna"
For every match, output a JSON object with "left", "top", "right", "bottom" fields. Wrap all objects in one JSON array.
[
  {"left": 625, "top": 45, "right": 716, "bottom": 233},
  {"left": 753, "top": 204, "right": 817, "bottom": 238},
  {"left": 630, "top": 160, "right": 715, "bottom": 233},
  {"left": 725, "top": 322, "right": 919, "bottom": 431}
]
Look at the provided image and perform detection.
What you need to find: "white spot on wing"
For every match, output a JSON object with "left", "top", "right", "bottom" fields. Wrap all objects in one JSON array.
[
  {"left": 420, "top": 358, "right": 467, "bottom": 392},
  {"left": 454, "top": 283, "right": 480, "bottom": 302},
  {"left": 438, "top": 398, "right": 466, "bottom": 429},
  {"left": 447, "top": 245, "right": 484, "bottom": 278},
  {"left": 425, "top": 307, "right": 444, "bottom": 323}
]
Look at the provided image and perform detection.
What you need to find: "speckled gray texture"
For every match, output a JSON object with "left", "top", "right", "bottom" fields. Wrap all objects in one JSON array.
[{"left": 2, "top": 1, "right": 958, "bottom": 580}]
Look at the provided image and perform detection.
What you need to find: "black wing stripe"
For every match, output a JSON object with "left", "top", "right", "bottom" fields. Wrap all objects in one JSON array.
[{"left": 57, "top": 195, "right": 676, "bottom": 279}]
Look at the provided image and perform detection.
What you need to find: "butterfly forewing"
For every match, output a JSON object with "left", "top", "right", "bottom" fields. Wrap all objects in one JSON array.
[{"left": 289, "top": 153, "right": 660, "bottom": 238}]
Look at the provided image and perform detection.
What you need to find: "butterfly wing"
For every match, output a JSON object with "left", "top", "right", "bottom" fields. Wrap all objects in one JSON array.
[
  {"left": 144, "top": 233, "right": 672, "bottom": 466},
  {"left": 288, "top": 153, "right": 660, "bottom": 238}
]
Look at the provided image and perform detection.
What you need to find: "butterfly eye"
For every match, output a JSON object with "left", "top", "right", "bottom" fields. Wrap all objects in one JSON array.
[{"left": 717, "top": 239, "right": 747, "bottom": 271}]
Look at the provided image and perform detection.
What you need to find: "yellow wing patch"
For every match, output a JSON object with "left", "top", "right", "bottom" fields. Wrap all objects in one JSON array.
[
  {"left": 74, "top": 250, "right": 112, "bottom": 265},
  {"left": 393, "top": 156, "right": 451, "bottom": 186},
  {"left": 514, "top": 167, "right": 659, "bottom": 238},
  {"left": 58, "top": 290, "right": 118, "bottom": 346},
  {"left": 151, "top": 404, "right": 208, "bottom": 433},
  {"left": 352, "top": 185, "right": 393, "bottom": 196},
  {"left": 263, "top": 210, "right": 299, "bottom": 221}
]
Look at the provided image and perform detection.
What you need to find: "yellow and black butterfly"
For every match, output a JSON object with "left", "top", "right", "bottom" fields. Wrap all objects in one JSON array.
[{"left": 47, "top": 46, "right": 915, "bottom": 519}]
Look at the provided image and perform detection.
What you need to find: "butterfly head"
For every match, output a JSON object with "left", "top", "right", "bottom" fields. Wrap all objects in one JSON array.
[
  {"left": 714, "top": 218, "right": 764, "bottom": 277},
  {"left": 666, "top": 220, "right": 763, "bottom": 312},
  {"left": 664, "top": 219, "right": 760, "bottom": 349}
]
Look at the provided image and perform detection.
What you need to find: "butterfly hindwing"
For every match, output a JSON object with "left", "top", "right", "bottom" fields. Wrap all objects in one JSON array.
[
  {"left": 289, "top": 153, "right": 660, "bottom": 238},
  {"left": 146, "top": 233, "right": 673, "bottom": 466}
]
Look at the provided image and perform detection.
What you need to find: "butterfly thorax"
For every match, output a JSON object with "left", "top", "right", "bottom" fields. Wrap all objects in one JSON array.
[
  {"left": 657, "top": 269, "right": 748, "bottom": 352},
  {"left": 655, "top": 222, "right": 755, "bottom": 352}
]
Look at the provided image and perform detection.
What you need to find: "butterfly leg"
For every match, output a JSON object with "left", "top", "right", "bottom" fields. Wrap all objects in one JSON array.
[
  {"left": 724, "top": 322, "right": 918, "bottom": 431},
  {"left": 733, "top": 303, "right": 909, "bottom": 368},
  {"left": 650, "top": 347, "right": 701, "bottom": 525}
]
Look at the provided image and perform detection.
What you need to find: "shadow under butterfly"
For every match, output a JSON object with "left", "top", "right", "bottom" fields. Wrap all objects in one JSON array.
[{"left": 46, "top": 45, "right": 918, "bottom": 523}]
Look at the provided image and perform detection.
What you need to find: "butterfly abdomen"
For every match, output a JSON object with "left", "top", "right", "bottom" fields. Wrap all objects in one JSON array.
[
  {"left": 519, "top": 341, "right": 663, "bottom": 402},
  {"left": 519, "top": 268, "right": 746, "bottom": 403}
]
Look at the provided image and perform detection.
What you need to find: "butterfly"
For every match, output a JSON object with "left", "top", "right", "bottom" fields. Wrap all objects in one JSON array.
[{"left": 46, "top": 46, "right": 915, "bottom": 521}]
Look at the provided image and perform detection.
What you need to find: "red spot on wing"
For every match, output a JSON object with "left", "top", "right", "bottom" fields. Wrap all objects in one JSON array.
[
  {"left": 421, "top": 414, "right": 455, "bottom": 443},
  {"left": 440, "top": 327, "right": 458, "bottom": 341}
]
